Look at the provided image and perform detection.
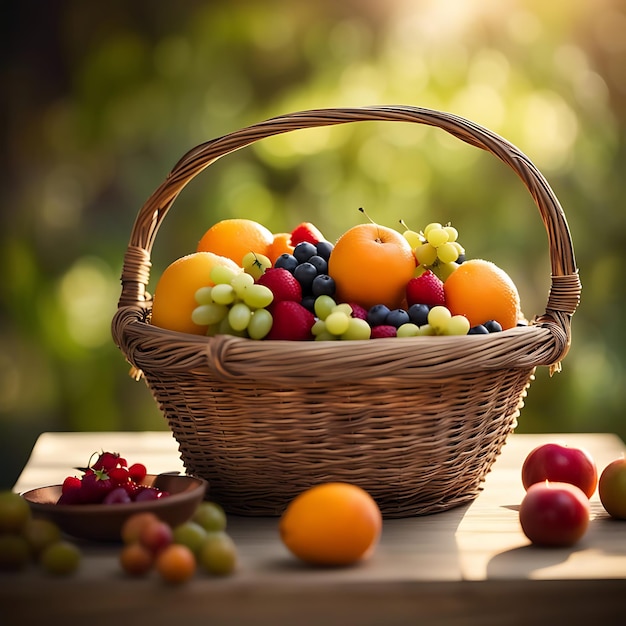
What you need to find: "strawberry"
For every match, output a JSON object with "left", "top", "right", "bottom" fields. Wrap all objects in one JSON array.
[
  {"left": 257, "top": 268, "right": 302, "bottom": 304},
  {"left": 290, "top": 222, "right": 326, "bottom": 246},
  {"left": 79, "top": 468, "right": 114, "bottom": 503},
  {"left": 406, "top": 270, "right": 445, "bottom": 307},
  {"left": 92, "top": 451, "right": 122, "bottom": 471},
  {"left": 266, "top": 301, "right": 315, "bottom": 341},
  {"left": 347, "top": 302, "right": 368, "bottom": 320},
  {"left": 371, "top": 325, "right": 397, "bottom": 339}
]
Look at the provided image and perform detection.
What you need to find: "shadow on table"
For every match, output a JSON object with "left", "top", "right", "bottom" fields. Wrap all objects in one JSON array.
[{"left": 485, "top": 501, "right": 626, "bottom": 579}]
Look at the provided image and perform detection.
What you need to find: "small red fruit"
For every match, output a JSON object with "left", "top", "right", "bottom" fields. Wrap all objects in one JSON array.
[
  {"left": 257, "top": 268, "right": 302, "bottom": 304},
  {"left": 406, "top": 270, "right": 445, "bottom": 308},
  {"left": 128, "top": 463, "right": 147, "bottom": 483},
  {"left": 290, "top": 222, "right": 326, "bottom": 246},
  {"left": 519, "top": 481, "right": 590, "bottom": 547},
  {"left": 521, "top": 443, "right": 598, "bottom": 498},
  {"left": 139, "top": 519, "right": 173, "bottom": 554},
  {"left": 371, "top": 325, "right": 397, "bottom": 339},
  {"left": 120, "top": 542, "right": 154, "bottom": 577},
  {"left": 266, "top": 301, "right": 315, "bottom": 341},
  {"left": 348, "top": 302, "right": 368, "bottom": 320}
]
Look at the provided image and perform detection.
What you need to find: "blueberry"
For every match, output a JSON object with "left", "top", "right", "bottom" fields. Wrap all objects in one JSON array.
[
  {"left": 315, "top": 241, "right": 334, "bottom": 261},
  {"left": 307, "top": 255, "right": 328, "bottom": 275},
  {"left": 468, "top": 324, "right": 489, "bottom": 335},
  {"left": 407, "top": 303, "right": 430, "bottom": 327},
  {"left": 311, "top": 274, "right": 336, "bottom": 297},
  {"left": 293, "top": 262, "right": 318, "bottom": 292},
  {"left": 275, "top": 253, "right": 298, "bottom": 273},
  {"left": 301, "top": 294, "right": 316, "bottom": 312},
  {"left": 293, "top": 242, "right": 317, "bottom": 263},
  {"left": 367, "top": 304, "right": 391, "bottom": 327},
  {"left": 385, "top": 308, "right": 410, "bottom": 328},
  {"left": 484, "top": 320, "right": 503, "bottom": 333}
]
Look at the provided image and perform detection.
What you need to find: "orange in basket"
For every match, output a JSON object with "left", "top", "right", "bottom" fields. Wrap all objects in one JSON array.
[
  {"left": 267, "top": 232, "right": 295, "bottom": 264},
  {"left": 197, "top": 218, "right": 273, "bottom": 266},
  {"left": 328, "top": 222, "right": 416, "bottom": 310},
  {"left": 151, "top": 252, "right": 241, "bottom": 334},
  {"left": 444, "top": 259, "right": 521, "bottom": 330}
]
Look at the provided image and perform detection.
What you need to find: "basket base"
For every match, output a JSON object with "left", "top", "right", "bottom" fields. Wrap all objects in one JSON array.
[{"left": 146, "top": 366, "right": 533, "bottom": 517}]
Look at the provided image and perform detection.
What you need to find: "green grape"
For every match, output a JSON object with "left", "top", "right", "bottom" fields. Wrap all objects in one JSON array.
[
  {"left": 315, "top": 330, "right": 338, "bottom": 341},
  {"left": 194, "top": 286, "right": 214, "bottom": 305},
  {"left": 217, "top": 316, "right": 247, "bottom": 337},
  {"left": 443, "top": 225, "right": 458, "bottom": 242},
  {"left": 242, "top": 252, "right": 272, "bottom": 280},
  {"left": 314, "top": 295, "right": 337, "bottom": 320},
  {"left": 402, "top": 229, "right": 422, "bottom": 249},
  {"left": 192, "top": 303, "right": 229, "bottom": 326},
  {"left": 311, "top": 319, "right": 327, "bottom": 336},
  {"left": 447, "top": 315, "right": 471, "bottom": 336},
  {"left": 426, "top": 227, "right": 449, "bottom": 248},
  {"left": 173, "top": 521, "right": 208, "bottom": 557},
  {"left": 325, "top": 311, "right": 350, "bottom": 336},
  {"left": 418, "top": 323, "right": 436, "bottom": 336},
  {"left": 40, "top": 541, "right": 81, "bottom": 576},
  {"left": 228, "top": 302, "right": 252, "bottom": 331},
  {"left": 241, "top": 284, "right": 273, "bottom": 309},
  {"left": 231, "top": 272, "right": 255, "bottom": 298},
  {"left": 423, "top": 222, "right": 443, "bottom": 238},
  {"left": 332, "top": 303, "right": 353, "bottom": 317},
  {"left": 205, "top": 323, "right": 221, "bottom": 337},
  {"left": 199, "top": 531, "right": 237, "bottom": 576},
  {"left": 432, "top": 261, "right": 459, "bottom": 282},
  {"left": 436, "top": 242, "right": 460, "bottom": 264},
  {"left": 211, "top": 283, "right": 236, "bottom": 305},
  {"left": 193, "top": 502, "right": 228, "bottom": 532},
  {"left": 248, "top": 308, "right": 273, "bottom": 339},
  {"left": 396, "top": 323, "right": 420, "bottom": 337},
  {"left": 414, "top": 243, "right": 438, "bottom": 266},
  {"left": 452, "top": 241, "right": 465, "bottom": 256},
  {"left": 210, "top": 265, "right": 240, "bottom": 285},
  {"left": 341, "top": 317, "right": 371, "bottom": 340},
  {"left": 428, "top": 305, "right": 452, "bottom": 333}
]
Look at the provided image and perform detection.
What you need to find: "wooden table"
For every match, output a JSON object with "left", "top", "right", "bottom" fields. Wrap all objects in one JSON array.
[{"left": 2, "top": 432, "right": 626, "bottom": 625}]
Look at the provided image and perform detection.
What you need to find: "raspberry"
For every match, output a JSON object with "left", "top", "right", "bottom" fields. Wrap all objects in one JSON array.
[
  {"left": 406, "top": 270, "right": 445, "bottom": 308},
  {"left": 257, "top": 268, "right": 302, "bottom": 304},
  {"left": 347, "top": 302, "right": 368, "bottom": 320},
  {"left": 371, "top": 325, "right": 397, "bottom": 339},
  {"left": 266, "top": 301, "right": 315, "bottom": 341}
]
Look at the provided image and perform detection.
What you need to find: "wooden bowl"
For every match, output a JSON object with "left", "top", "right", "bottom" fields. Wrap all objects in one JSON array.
[{"left": 21, "top": 474, "right": 208, "bottom": 542}]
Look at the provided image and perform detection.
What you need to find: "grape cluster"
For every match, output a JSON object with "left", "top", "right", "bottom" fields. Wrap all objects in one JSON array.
[
  {"left": 275, "top": 241, "right": 335, "bottom": 312},
  {"left": 402, "top": 222, "right": 466, "bottom": 281},
  {"left": 311, "top": 296, "right": 371, "bottom": 340},
  {"left": 192, "top": 266, "right": 274, "bottom": 339}
]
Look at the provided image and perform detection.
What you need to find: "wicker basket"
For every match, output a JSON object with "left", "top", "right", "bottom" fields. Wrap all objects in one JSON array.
[{"left": 112, "top": 106, "right": 581, "bottom": 518}]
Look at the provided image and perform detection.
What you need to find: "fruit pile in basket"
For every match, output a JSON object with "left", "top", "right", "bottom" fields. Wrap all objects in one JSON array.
[{"left": 149, "top": 215, "right": 525, "bottom": 341}]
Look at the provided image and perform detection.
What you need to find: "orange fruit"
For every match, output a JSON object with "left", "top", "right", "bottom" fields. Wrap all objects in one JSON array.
[
  {"left": 443, "top": 258, "right": 521, "bottom": 330},
  {"left": 267, "top": 232, "right": 295, "bottom": 264},
  {"left": 197, "top": 218, "right": 274, "bottom": 266},
  {"left": 328, "top": 223, "right": 416, "bottom": 310},
  {"left": 279, "top": 482, "right": 382, "bottom": 567},
  {"left": 150, "top": 251, "right": 241, "bottom": 334}
]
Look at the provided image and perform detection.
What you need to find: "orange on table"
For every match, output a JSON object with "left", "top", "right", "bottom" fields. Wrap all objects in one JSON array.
[
  {"left": 150, "top": 251, "right": 241, "bottom": 335},
  {"left": 267, "top": 232, "right": 295, "bottom": 264},
  {"left": 328, "top": 223, "right": 416, "bottom": 310},
  {"left": 443, "top": 258, "right": 521, "bottom": 330},
  {"left": 197, "top": 218, "right": 273, "bottom": 266},
  {"left": 279, "top": 482, "right": 382, "bottom": 567}
]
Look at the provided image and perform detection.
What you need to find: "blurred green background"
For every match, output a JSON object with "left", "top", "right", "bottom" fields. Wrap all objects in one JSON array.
[{"left": 2, "top": 0, "right": 625, "bottom": 489}]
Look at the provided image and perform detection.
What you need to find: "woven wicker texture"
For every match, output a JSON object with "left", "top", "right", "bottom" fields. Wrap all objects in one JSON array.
[{"left": 112, "top": 106, "right": 581, "bottom": 517}]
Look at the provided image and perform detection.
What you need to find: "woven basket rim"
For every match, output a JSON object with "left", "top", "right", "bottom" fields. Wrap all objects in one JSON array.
[{"left": 112, "top": 105, "right": 581, "bottom": 376}]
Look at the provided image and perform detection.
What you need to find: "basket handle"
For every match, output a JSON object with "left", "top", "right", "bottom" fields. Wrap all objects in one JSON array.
[{"left": 117, "top": 105, "right": 580, "bottom": 335}]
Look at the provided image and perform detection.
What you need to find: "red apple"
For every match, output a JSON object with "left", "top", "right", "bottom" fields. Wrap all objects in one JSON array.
[
  {"left": 139, "top": 519, "right": 173, "bottom": 554},
  {"left": 598, "top": 457, "right": 626, "bottom": 520},
  {"left": 519, "top": 481, "right": 590, "bottom": 547},
  {"left": 521, "top": 442, "right": 598, "bottom": 498}
]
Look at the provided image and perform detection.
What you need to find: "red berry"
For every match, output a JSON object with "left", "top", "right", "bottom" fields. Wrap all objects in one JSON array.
[
  {"left": 61, "top": 476, "right": 81, "bottom": 494},
  {"left": 266, "top": 301, "right": 315, "bottom": 341},
  {"left": 128, "top": 463, "right": 147, "bottom": 483},
  {"left": 109, "top": 467, "right": 131, "bottom": 486},
  {"left": 92, "top": 451, "right": 121, "bottom": 471},
  {"left": 257, "top": 268, "right": 302, "bottom": 304},
  {"left": 79, "top": 469, "right": 114, "bottom": 503},
  {"left": 290, "top": 222, "right": 326, "bottom": 246},
  {"left": 348, "top": 302, "right": 368, "bottom": 320},
  {"left": 371, "top": 325, "right": 398, "bottom": 338},
  {"left": 406, "top": 270, "right": 445, "bottom": 307}
]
